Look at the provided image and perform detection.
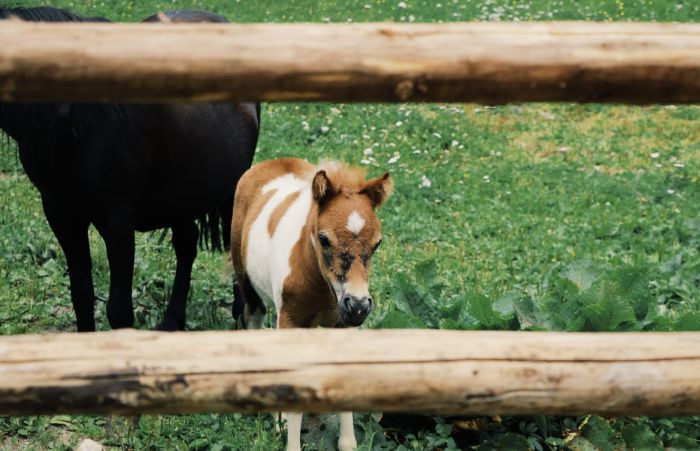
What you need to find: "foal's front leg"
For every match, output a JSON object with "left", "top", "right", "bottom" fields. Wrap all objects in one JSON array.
[
  {"left": 276, "top": 307, "right": 305, "bottom": 451},
  {"left": 338, "top": 412, "right": 357, "bottom": 451}
]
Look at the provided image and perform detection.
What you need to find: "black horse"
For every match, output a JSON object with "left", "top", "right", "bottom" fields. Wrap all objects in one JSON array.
[{"left": 0, "top": 6, "right": 259, "bottom": 331}]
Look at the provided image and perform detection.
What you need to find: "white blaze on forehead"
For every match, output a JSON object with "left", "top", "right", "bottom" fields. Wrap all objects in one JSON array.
[{"left": 346, "top": 210, "right": 366, "bottom": 235}]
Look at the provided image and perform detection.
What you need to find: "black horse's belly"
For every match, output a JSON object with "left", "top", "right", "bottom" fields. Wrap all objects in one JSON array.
[
  {"left": 14, "top": 103, "right": 256, "bottom": 234},
  {"left": 131, "top": 104, "right": 256, "bottom": 231}
]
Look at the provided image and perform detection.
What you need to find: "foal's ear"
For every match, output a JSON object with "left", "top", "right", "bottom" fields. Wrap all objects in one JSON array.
[
  {"left": 361, "top": 172, "right": 393, "bottom": 208},
  {"left": 312, "top": 170, "right": 333, "bottom": 204}
]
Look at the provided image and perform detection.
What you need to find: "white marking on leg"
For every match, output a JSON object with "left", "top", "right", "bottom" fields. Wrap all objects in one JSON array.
[
  {"left": 285, "top": 412, "right": 303, "bottom": 451},
  {"left": 346, "top": 210, "right": 365, "bottom": 235},
  {"left": 338, "top": 412, "right": 357, "bottom": 451}
]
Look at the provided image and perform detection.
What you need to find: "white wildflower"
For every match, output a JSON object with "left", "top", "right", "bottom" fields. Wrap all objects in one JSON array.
[
  {"left": 398, "top": 1, "right": 407, "bottom": 8},
  {"left": 674, "top": 162, "right": 685, "bottom": 168},
  {"left": 650, "top": 152, "right": 660, "bottom": 159},
  {"left": 388, "top": 153, "right": 401, "bottom": 164},
  {"left": 320, "top": 126, "right": 330, "bottom": 133},
  {"left": 363, "top": 148, "right": 373, "bottom": 156},
  {"left": 668, "top": 189, "right": 675, "bottom": 195},
  {"left": 302, "top": 121, "right": 310, "bottom": 131},
  {"left": 420, "top": 175, "right": 432, "bottom": 188},
  {"left": 557, "top": 146, "right": 569, "bottom": 153}
]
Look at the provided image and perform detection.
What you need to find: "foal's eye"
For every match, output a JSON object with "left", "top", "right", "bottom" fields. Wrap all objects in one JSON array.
[{"left": 318, "top": 233, "right": 331, "bottom": 249}]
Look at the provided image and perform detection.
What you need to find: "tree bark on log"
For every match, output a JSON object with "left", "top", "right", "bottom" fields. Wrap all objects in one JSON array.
[
  {"left": 1, "top": 329, "right": 700, "bottom": 416},
  {"left": 0, "top": 22, "right": 699, "bottom": 103}
]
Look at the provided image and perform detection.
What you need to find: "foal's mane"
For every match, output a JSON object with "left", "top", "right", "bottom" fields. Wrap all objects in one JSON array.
[{"left": 317, "top": 160, "right": 370, "bottom": 194}]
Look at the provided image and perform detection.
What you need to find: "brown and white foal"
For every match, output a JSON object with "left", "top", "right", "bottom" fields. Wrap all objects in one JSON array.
[{"left": 230, "top": 158, "right": 392, "bottom": 451}]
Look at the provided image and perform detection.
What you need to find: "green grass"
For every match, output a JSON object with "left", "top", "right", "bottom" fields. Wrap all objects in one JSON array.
[{"left": 2, "top": 0, "right": 700, "bottom": 450}]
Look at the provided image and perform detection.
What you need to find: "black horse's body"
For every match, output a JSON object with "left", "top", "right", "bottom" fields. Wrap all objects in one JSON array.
[{"left": 0, "top": 6, "right": 259, "bottom": 331}]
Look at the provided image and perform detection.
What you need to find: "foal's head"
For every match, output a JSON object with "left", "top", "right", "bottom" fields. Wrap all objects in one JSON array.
[{"left": 310, "top": 163, "right": 393, "bottom": 327}]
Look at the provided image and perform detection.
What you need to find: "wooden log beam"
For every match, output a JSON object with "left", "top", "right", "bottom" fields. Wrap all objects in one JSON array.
[
  {"left": 1, "top": 329, "right": 700, "bottom": 416},
  {"left": 0, "top": 22, "right": 699, "bottom": 104}
]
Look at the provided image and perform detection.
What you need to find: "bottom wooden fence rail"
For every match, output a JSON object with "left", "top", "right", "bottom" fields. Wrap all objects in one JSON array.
[{"left": 0, "top": 329, "right": 698, "bottom": 416}]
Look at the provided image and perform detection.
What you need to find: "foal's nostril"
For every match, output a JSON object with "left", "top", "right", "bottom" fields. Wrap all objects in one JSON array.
[
  {"left": 343, "top": 295, "right": 352, "bottom": 311},
  {"left": 367, "top": 297, "right": 373, "bottom": 307}
]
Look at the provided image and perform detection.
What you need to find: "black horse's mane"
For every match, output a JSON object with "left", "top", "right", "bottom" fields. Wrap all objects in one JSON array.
[
  {"left": 0, "top": 4, "right": 110, "bottom": 22},
  {"left": 0, "top": 5, "right": 239, "bottom": 250},
  {"left": 0, "top": 5, "right": 135, "bottom": 144}
]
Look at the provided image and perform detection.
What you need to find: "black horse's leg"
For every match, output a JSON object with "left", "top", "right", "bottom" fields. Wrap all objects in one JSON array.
[
  {"left": 42, "top": 198, "right": 96, "bottom": 332},
  {"left": 95, "top": 211, "right": 135, "bottom": 329},
  {"left": 161, "top": 221, "right": 198, "bottom": 331}
]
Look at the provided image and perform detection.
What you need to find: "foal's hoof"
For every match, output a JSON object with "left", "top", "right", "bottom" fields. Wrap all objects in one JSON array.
[{"left": 338, "top": 435, "right": 357, "bottom": 451}]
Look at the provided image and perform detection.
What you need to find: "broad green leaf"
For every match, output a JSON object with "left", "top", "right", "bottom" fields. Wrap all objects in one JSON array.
[
  {"left": 493, "top": 291, "right": 517, "bottom": 318},
  {"left": 667, "top": 435, "right": 700, "bottom": 450},
  {"left": 582, "top": 297, "right": 635, "bottom": 331},
  {"left": 568, "top": 435, "right": 598, "bottom": 451},
  {"left": 581, "top": 416, "right": 625, "bottom": 450},
  {"left": 394, "top": 272, "right": 440, "bottom": 328},
  {"left": 661, "top": 254, "right": 683, "bottom": 274},
  {"left": 415, "top": 259, "right": 439, "bottom": 286},
  {"left": 674, "top": 312, "right": 700, "bottom": 331},
  {"left": 468, "top": 293, "right": 502, "bottom": 329},
  {"left": 497, "top": 432, "right": 531, "bottom": 450},
  {"left": 563, "top": 260, "right": 599, "bottom": 292},
  {"left": 621, "top": 423, "right": 663, "bottom": 451},
  {"left": 378, "top": 309, "right": 426, "bottom": 329},
  {"left": 514, "top": 296, "right": 538, "bottom": 329},
  {"left": 48, "top": 415, "right": 73, "bottom": 428}
]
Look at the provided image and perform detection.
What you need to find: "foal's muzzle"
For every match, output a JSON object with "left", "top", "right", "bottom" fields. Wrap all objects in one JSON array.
[{"left": 340, "top": 295, "right": 372, "bottom": 327}]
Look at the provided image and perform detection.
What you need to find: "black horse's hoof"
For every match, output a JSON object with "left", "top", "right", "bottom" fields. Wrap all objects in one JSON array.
[{"left": 158, "top": 316, "right": 184, "bottom": 331}]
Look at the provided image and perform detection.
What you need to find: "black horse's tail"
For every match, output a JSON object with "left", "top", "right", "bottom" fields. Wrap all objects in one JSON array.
[
  {"left": 198, "top": 102, "right": 260, "bottom": 252},
  {"left": 197, "top": 195, "right": 233, "bottom": 251}
]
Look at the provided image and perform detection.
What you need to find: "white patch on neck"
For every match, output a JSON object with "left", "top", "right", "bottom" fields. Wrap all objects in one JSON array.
[{"left": 346, "top": 210, "right": 366, "bottom": 235}]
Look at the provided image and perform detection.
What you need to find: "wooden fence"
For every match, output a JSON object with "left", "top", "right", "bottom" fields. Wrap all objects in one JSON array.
[
  {"left": 1, "top": 21, "right": 699, "bottom": 417},
  {"left": 2, "top": 329, "right": 700, "bottom": 416},
  {"left": 1, "top": 22, "right": 699, "bottom": 103}
]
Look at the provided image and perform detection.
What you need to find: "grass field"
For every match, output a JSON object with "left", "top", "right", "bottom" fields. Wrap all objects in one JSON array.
[{"left": 2, "top": 0, "right": 700, "bottom": 449}]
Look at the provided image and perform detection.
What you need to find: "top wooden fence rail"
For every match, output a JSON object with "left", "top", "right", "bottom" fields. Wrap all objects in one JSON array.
[{"left": 1, "top": 21, "right": 699, "bottom": 104}]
